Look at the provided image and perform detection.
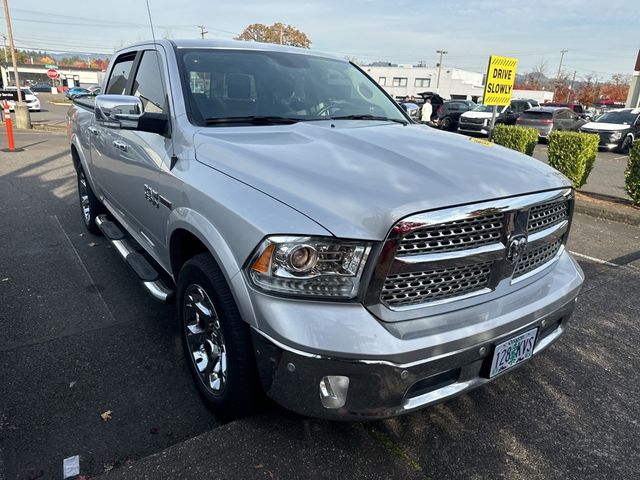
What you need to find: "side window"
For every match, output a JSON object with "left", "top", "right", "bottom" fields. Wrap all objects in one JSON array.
[
  {"left": 106, "top": 54, "right": 136, "bottom": 95},
  {"left": 131, "top": 50, "right": 167, "bottom": 113}
]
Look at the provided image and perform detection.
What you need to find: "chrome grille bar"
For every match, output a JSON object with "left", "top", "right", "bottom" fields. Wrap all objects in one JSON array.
[{"left": 365, "top": 188, "right": 574, "bottom": 317}]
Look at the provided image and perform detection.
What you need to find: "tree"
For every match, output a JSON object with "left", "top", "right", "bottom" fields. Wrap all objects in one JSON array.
[
  {"left": 576, "top": 74, "right": 600, "bottom": 106},
  {"left": 235, "top": 22, "right": 311, "bottom": 48},
  {"left": 599, "top": 73, "right": 630, "bottom": 102},
  {"left": 553, "top": 71, "right": 571, "bottom": 103}
]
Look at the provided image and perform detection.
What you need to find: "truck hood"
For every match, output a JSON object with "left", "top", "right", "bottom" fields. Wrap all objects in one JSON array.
[
  {"left": 194, "top": 121, "right": 569, "bottom": 240},
  {"left": 581, "top": 122, "right": 630, "bottom": 132},
  {"left": 461, "top": 110, "right": 504, "bottom": 119}
]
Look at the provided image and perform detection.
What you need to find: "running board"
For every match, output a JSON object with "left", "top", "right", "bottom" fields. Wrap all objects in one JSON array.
[{"left": 95, "top": 214, "right": 174, "bottom": 303}]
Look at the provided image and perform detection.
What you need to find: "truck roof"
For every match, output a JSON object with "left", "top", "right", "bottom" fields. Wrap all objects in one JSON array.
[{"left": 119, "top": 38, "right": 344, "bottom": 62}]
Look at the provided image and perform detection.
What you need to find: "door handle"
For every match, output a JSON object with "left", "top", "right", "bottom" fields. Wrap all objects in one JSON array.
[
  {"left": 112, "top": 140, "right": 129, "bottom": 152},
  {"left": 87, "top": 126, "right": 99, "bottom": 136}
]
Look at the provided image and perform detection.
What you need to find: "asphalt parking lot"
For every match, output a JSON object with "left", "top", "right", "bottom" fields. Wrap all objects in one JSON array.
[{"left": 0, "top": 131, "right": 639, "bottom": 480}]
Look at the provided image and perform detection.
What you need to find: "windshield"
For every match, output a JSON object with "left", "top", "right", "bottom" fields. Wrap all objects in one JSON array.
[
  {"left": 472, "top": 104, "right": 506, "bottom": 113},
  {"left": 595, "top": 111, "right": 638, "bottom": 125},
  {"left": 178, "top": 49, "right": 407, "bottom": 125}
]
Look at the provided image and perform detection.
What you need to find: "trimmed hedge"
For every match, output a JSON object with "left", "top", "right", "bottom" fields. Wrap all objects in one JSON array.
[
  {"left": 492, "top": 124, "right": 539, "bottom": 156},
  {"left": 625, "top": 140, "right": 640, "bottom": 205},
  {"left": 547, "top": 131, "right": 599, "bottom": 189}
]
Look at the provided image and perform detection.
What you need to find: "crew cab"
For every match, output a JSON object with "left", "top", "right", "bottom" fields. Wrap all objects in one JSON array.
[{"left": 67, "top": 39, "right": 583, "bottom": 419}]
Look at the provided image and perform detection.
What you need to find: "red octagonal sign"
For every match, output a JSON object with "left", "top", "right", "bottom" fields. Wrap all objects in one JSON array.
[{"left": 47, "top": 68, "right": 58, "bottom": 79}]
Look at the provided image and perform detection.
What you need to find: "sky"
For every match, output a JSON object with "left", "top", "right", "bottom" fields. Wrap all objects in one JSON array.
[{"left": 2, "top": 0, "right": 639, "bottom": 81}]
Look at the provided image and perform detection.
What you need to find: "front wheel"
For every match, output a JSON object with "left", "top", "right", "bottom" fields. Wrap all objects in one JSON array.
[
  {"left": 619, "top": 135, "right": 633, "bottom": 154},
  {"left": 177, "top": 253, "right": 261, "bottom": 419}
]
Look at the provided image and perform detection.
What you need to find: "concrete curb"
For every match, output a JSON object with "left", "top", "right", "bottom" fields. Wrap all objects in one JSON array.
[
  {"left": 31, "top": 123, "right": 67, "bottom": 133},
  {"left": 575, "top": 198, "right": 640, "bottom": 226}
]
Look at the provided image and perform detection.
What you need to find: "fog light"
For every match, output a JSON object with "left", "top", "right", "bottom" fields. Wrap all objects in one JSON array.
[{"left": 319, "top": 375, "right": 349, "bottom": 409}]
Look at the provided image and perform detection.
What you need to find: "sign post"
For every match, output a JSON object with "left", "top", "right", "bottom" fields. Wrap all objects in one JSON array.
[{"left": 482, "top": 55, "right": 518, "bottom": 141}]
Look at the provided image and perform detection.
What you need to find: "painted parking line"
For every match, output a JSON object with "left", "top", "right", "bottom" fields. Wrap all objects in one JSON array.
[
  {"left": 611, "top": 156, "right": 629, "bottom": 161},
  {"left": 570, "top": 250, "right": 640, "bottom": 270}
]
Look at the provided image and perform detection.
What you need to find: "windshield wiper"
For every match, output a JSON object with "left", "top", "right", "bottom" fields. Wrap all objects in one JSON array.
[
  {"left": 205, "top": 116, "right": 301, "bottom": 126},
  {"left": 329, "top": 114, "right": 408, "bottom": 125}
]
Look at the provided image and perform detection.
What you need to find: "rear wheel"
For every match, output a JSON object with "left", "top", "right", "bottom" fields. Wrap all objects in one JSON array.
[
  {"left": 76, "top": 166, "right": 104, "bottom": 234},
  {"left": 441, "top": 117, "right": 452, "bottom": 130},
  {"left": 177, "top": 253, "right": 260, "bottom": 419}
]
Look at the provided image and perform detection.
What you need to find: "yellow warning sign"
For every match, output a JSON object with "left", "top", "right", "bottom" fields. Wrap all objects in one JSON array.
[{"left": 483, "top": 56, "right": 518, "bottom": 106}]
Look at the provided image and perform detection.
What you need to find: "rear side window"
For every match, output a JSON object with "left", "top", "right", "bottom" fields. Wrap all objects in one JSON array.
[
  {"left": 521, "top": 111, "right": 552, "bottom": 120},
  {"left": 106, "top": 54, "right": 136, "bottom": 95},
  {"left": 573, "top": 105, "right": 584, "bottom": 114},
  {"left": 131, "top": 50, "right": 167, "bottom": 114}
]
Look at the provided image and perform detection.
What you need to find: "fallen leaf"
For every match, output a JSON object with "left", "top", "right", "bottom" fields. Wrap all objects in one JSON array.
[
  {"left": 254, "top": 464, "right": 264, "bottom": 469},
  {"left": 88, "top": 242, "right": 98, "bottom": 247},
  {"left": 69, "top": 381, "right": 77, "bottom": 388},
  {"left": 100, "top": 410, "right": 112, "bottom": 421}
]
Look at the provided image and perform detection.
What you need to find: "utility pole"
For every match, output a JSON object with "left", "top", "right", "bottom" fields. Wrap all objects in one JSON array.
[
  {"left": 554, "top": 49, "right": 568, "bottom": 101},
  {"left": 280, "top": 24, "right": 284, "bottom": 45},
  {"left": 2, "top": 0, "right": 31, "bottom": 129},
  {"left": 197, "top": 25, "right": 208, "bottom": 39},
  {"left": 436, "top": 49, "right": 448, "bottom": 92},
  {"left": 567, "top": 70, "right": 576, "bottom": 103}
]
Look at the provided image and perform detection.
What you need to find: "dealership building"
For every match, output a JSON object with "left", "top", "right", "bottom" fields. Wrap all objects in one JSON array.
[{"left": 364, "top": 64, "right": 553, "bottom": 103}]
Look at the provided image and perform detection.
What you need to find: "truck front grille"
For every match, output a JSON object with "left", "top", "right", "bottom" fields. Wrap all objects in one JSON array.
[
  {"left": 514, "top": 238, "right": 563, "bottom": 278},
  {"left": 381, "top": 262, "right": 493, "bottom": 307},
  {"left": 368, "top": 190, "right": 573, "bottom": 312},
  {"left": 397, "top": 214, "right": 503, "bottom": 256},
  {"left": 527, "top": 200, "right": 568, "bottom": 234}
]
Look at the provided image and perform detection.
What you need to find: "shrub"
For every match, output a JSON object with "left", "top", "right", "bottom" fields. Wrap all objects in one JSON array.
[
  {"left": 547, "top": 131, "right": 599, "bottom": 189},
  {"left": 492, "top": 124, "right": 539, "bottom": 156},
  {"left": 625, "top": 140, "right": 640, "bottom": 205}
]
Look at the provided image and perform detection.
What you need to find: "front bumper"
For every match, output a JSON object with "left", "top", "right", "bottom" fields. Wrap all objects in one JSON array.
[
  {"left": 458, "top": 123, "right": 489, "bottom": 136},
  {"left": 249, "top": 252, "right": 584, "bottom": 419}
]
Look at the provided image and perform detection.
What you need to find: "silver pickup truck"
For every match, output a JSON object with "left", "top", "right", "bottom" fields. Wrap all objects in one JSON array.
[{"left": 68, "top": 39, "right": 584, "bottom": 420}]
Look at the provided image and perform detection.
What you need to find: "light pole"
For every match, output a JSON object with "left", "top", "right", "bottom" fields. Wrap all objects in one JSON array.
[
  {"left": 197, "top": 25, "right": 208, "bottom": 39},
  {"left": 436, "top": 50, "right": 448, "bottom": 92},
  {"left": 2, "top": 0, "right": 30, "bottom": 129},
  {"left": 553, "top": 49, "right": 568, "bottom": 101}
]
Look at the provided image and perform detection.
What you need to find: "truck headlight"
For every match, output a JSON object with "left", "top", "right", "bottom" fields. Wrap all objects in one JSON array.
[
  {"left": 247, "top": 236, "right": 372, "bottom": 299},
  {"left": 610, "top": 131, "right": 623, "bottom": 141}
]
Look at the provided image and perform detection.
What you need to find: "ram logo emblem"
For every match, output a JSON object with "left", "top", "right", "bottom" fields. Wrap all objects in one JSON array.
[{"left": 506, "top": 235, "right": 528, "bottom": 265}]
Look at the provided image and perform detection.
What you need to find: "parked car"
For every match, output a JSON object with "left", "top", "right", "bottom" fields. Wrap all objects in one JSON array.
[
  {"left": 458, "top": 99, "right": 536, "bottom": 136},
  {"left": 516, "top": 107, "right": 588, "bottom": 139},
  {"left": 68, "top": 39, "right": 583, "bottom": 420},
  {"left": 543, "top": 102, "right": 587, "bottom": 116},
  {"left": 5, "top": 86, "right": 41, "bottom": 111},
  {"left": 31, "top": 82, "right": 53, "bottom": 93},
  {"left": 65, "top": 87, "right": 91, "bottom": 99},
  {"left": 579, "top": 108, "right": 640, "bottom": 153},
  {"left": 435, "top": 100, "right": 476, "bottom": 130}
]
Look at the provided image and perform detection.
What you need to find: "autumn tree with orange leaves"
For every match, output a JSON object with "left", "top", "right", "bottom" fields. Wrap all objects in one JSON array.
[{"left": 235, "top": 23, "right": 311, "bottom": 48}]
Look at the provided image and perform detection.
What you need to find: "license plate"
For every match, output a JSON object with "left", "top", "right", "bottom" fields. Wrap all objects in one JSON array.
[{"left": 489, "top": 328, "right": 538, "bottom": 378}]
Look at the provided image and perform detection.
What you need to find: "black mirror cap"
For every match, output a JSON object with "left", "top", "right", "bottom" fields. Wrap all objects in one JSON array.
[{"left": 138, "top": 112, "right": 170, "bottom": 136}]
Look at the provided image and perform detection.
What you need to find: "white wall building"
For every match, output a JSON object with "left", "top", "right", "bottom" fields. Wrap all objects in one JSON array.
[
  {"left": 364, "top": 64, "right": 554, "bottom": 103},
  {"left": 364, "top": 65, "right": 485, "bottom": 100},
  {"left": 1, "top": 63, "right": 102, "bottom": 88}
]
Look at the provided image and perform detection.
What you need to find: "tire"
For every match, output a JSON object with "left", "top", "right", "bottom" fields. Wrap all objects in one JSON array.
[
  {"left": 76, "top": 165, "right": 104, "bottom": 234},
  {"left": 619, "top": 135, "right": 633, "bottom": 154},
  {"left": 177, "top": 253, "right": 260, "bottom": 419},
  {"left": 441, "top": 117, "right": 452, "bottom": 130}
]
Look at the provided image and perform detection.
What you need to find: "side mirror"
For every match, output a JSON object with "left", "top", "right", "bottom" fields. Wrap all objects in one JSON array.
[{"left": 95, "top": 94, "right": 169, "bottom": 135}]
